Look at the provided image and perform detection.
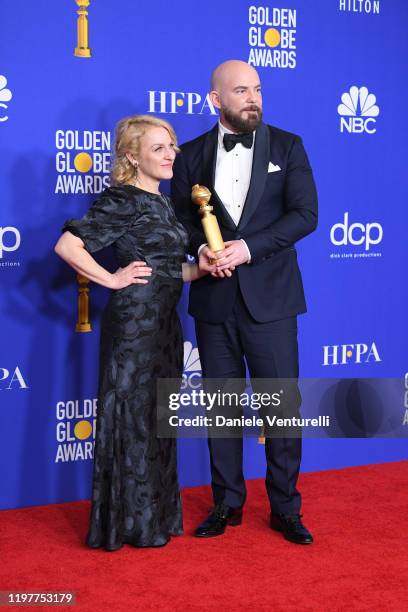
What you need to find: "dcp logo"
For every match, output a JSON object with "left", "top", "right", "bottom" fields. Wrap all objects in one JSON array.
[
  {"left": 147, "top": 91, "right": 216, "bottom": 115},
  {"left": 338, "top": 86, "right": 379, "bottom": 134},
  {"left": 330, "top": 213, "right": 383, "bottom": 251},
  {"left": 0, "top": 75, "right": 12, "bottom": 123},
  {"left": 0, "top": 226, "right": 21, "bottom": 258}
]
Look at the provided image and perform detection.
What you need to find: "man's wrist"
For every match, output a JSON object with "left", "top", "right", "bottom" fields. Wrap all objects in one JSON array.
[{"left": 240, "top": 239, "right": 251, "bottom": 263}]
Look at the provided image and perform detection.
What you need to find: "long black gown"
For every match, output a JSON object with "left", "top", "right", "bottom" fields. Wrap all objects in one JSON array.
[{"left": 63, "top": 184, "right": 188, "bottom": 550}]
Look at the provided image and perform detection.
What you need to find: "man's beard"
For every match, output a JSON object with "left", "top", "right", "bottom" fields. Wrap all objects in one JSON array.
[{"left": 222, "top": 105, "right": 262, "bottom": 133}]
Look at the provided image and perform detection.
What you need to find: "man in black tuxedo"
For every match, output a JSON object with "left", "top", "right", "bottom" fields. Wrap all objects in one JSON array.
[{"left": 171, "top": 60, "right": 317, "bottom": 544}]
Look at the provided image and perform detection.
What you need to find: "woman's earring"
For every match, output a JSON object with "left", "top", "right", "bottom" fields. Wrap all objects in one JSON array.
[{"left": 126, "top": 154, "right": 138, "bottom": 169}]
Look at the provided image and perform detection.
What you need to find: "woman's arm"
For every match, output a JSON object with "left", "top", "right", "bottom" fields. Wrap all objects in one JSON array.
[
  {"left": 182, "top": 252, "right": 234, "bottom": 283},
  {"left": 182, "top": 262, "right": 206, "bottom": 283},
  {"left": 54, "top": 231, "right": 152, "bottom": 289}
]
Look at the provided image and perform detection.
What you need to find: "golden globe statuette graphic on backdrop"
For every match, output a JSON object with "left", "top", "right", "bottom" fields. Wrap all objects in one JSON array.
[
  {"left": 191, "top": 185, "right": 224, "bottom": 260},
  {"left": 75, "top": 274, "right": 92, "bottom": 332},
  {"left": 74, "top": 0, "right": 92, "bottom": 58}
]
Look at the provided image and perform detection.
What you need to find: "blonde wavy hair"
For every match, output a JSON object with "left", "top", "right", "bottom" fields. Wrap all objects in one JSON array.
[{"left": 110, "top": 114, "right": 179, "bottom": 185}]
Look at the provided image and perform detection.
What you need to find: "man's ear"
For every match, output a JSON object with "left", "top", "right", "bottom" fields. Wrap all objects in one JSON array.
[{"left": 210, "top": 90, "right": 221, "bottom": 110}]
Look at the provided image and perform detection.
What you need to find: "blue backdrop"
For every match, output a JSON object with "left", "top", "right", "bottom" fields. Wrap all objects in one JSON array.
[{"left": 1, "top": 0, "right": 407, "bottom": 510}]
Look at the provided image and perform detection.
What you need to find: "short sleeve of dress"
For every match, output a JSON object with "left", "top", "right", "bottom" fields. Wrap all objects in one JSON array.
[{"left": 62, "top": 186, "right": 137, "bottom": 253}]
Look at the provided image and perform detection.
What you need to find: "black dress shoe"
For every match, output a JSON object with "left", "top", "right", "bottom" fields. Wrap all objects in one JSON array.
[
  {"left": 195, "top": 504, "right": 243, "bottom": 538},
  {"left": 270, "top": 513, "right": 314, "bottom": 544}
]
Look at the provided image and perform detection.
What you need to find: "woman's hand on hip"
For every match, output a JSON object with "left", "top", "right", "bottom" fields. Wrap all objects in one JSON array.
[{"left": 110, "top": 261, "right": 152, "bottom": 289}]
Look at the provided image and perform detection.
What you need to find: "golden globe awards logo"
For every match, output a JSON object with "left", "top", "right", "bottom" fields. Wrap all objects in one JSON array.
[
  {"left": 55, "top": 398, "right": 96, "bottom": 463},
  {"left": 55, "top": 130, "right": 111, "bottom": 194},
  {"left": 248, "top": 6, "right": 297, "bottom": 69},
  {"left": 403, "top": 373, "right": 408, "bottom": 426}
]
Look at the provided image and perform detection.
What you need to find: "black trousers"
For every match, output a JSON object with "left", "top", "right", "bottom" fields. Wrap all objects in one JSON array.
[{"left": 195, "top": 288, "right": 302, "bottom": 515}]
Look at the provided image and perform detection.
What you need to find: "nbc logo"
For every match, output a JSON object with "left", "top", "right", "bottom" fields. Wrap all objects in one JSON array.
[
  {"left": 147, "top": 91, "right": 216, "bottom": 115},
  {"left": 322, "top": 342, "right": 381, "bottom": 366},
  {"left": 338, "top": 86, "right": 379, "bottom": 134},
  {"left": 182, "top": 341, "right": 202, "bottom": 389},
  {"left": 183, "top": 341, "right": 201, "bottom": 372},
  {"left": 0, "top": 75, "right": 12, "bottom": 123}
]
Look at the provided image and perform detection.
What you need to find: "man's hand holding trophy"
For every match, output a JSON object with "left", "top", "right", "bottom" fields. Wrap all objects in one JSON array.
[{"left": 191, "top": 184, "right": 249, "bottom": 279}]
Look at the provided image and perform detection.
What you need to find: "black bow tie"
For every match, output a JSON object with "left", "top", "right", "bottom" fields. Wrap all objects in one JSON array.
[{"left": 223, "top": 132, "right": 254, "bottom": 152}]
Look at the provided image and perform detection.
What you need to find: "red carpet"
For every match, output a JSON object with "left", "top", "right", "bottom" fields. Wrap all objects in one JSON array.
[{"left": 1, "top": 461, "right": 408, "bottom": 611}]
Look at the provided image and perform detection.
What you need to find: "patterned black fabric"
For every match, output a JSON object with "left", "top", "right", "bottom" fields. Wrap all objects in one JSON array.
[{"left": 63, "top": 184, "right": 189, "bottom": 550}]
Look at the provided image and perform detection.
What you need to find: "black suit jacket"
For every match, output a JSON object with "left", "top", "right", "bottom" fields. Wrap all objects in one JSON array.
[{"left": 171, "top": 122, "right": 318, "bottom": 323}]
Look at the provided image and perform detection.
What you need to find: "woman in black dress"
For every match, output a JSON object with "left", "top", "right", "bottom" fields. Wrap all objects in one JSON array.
[{"left": 55, "top": 115, "right": 226, "bottom": 551}]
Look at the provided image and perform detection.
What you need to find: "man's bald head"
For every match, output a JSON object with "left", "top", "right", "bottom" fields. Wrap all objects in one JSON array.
[
  {"left": 210, "top": 60, "right": 260, "bottom": 93},
  {"left": 209, "top": 60, "right": 263, "bottom": 133}
]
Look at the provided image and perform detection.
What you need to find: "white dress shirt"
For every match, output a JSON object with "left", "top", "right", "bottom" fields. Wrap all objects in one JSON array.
[
  {"left": 198, "top": 121, "right": 254, "bottom": 262},
  {"left": 215, "top": 121, "right": 254, "bottom": 227}
]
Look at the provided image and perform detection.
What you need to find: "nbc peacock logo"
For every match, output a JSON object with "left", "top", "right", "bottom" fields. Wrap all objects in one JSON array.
[
  {"left": 182, "top": 341, "right": 202, "bottom": 389},
  {"left": 338, "top": 86, "right": 380, "bottom": 134},
  {"left": 0, "top": 75, "right": 12, "bottom": 123}
]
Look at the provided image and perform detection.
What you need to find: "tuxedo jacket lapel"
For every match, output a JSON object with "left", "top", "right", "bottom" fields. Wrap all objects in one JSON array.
[
  {"left": 237, "top": 122, "right": 270, "bottom": 231},
  {"left": 202, "top": 125, "right": 237, "bottom": 231}
]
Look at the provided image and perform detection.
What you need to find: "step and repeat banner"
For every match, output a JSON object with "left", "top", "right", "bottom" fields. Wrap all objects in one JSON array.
[{"left": 1, "top": 1, "right": 407, "bottom": 509}]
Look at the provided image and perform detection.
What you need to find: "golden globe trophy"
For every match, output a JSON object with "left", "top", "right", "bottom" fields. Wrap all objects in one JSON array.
[
  {"left": 191, "top": 185, "right": 224, "bottom": 259},
  {"left": 75, "top": 274, "right": 92, "bottom": 332},
  {"left": 74, "top": 0, "right": 92, "bottom": 58}
]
